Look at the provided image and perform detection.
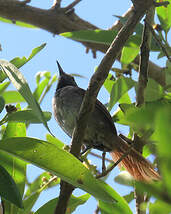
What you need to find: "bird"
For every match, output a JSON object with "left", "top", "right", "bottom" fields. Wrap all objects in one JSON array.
[{"left": 52, "top": 61, "right": 160, "bottom": 182}]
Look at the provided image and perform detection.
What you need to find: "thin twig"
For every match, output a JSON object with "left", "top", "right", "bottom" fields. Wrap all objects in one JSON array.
[
  {"left": 102, "top": 151, "right": 106, "bottom": 173},
  {"left": 89, "top": 151, "right": 113, "bottom": 163},
  {"left": 52, "top": 0, "right": 61, "bottom": 9},
  {"left": 119, "top": 134, "right": 133, "bottom": 145},
  {"left": 154, "top": 1, "right": 170, "bottom": 7},
  {"left": 94, "top": 205, "right": 100, "bottom": 214},
  {"left": 133, "top": 134, "right": 146, "bottom": 214},
  {"left": 146, "top": 21, "right": 171, "bottom": 62},
  {"left": 136, "top": 8, "right": 154, "bottom": 106},
  {"left": 65, "top": 0, "right": 82, "bottom": 11},
  {"left": 96, "top": 143, "right": 134, "bottom": 179}
]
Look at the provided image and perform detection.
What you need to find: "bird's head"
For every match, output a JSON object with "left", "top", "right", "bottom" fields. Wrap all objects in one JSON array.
[{"left": 56, "top": 61, "right": 78, "bottom": 90}]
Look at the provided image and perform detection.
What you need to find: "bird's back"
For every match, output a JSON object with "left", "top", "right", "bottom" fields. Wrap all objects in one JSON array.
[{"left": 53, "top": 85, "right": 118, "bottom": 151}]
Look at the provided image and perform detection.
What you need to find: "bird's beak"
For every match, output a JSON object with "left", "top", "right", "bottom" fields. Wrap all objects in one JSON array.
[{"left": 56, "top": 61, "right": 65, "bottom": 76}]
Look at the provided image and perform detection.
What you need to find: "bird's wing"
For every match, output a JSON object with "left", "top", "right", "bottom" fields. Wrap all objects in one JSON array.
[{"left": 76, "top": 87, "right": 117, "bottom": 135}]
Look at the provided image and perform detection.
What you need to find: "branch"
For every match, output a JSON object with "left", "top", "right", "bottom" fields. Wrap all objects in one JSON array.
[
  {"left": 96, "top": 142, "right": 134, "bottom": 179},
  {"left": 55, "top": 0, "right": 153, "bottom": 212},
  {"left": 135, "top": 7, "right": 155, "bottom": 213},
  {"left": 145, "top": 21, "right": 171, "bottom": 62},
  {"left": 0, "top": 0, "right": 166, "bottom": 86},
  {"left": 136, "top": 8, "right": 155, "bottom": 106}
]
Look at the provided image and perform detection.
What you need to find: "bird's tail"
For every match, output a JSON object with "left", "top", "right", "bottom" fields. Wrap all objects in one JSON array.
[{"left": 110, "top": 136, "right": 160, "bottom": 182}]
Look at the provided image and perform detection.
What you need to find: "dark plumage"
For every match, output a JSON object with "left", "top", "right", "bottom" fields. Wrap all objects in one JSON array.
[{"left": 52, "top": 62, "right": 160, "bottom": 181}]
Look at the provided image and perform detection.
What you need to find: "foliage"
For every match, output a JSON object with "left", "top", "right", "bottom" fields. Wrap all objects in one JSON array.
[{"left": 0, "top": 2, "right": 171, "bottom": 214}]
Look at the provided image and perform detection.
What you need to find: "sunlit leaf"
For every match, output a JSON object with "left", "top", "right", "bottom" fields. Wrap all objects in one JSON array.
[
  {"left": 0, "top": 137, "right": 129, "bottom": 205},
  {"left": 0, "top": 96, "right": 5, "bottom": 113},
  {"left": 35, "top": 194, "right": 91, "bottom": 214},
  {"left": 2, "top": 91, "right": 26, "bottom": 104},
  {"left": 157, "top": 0, "right": 171, "bottom": 33},
  {"left": 7, "top": 110, "right": 52, "bottom": 124},
  {"left": 0, "top": 17, "right": 36, "bottom": 28},
  {"left": 149, "top": 200, "right": 171, "bottom": 214},
  {"left": 121, "top": 46, "right": 139, "bottom": 64},
  {"left": 0, "top": 60, "right": 52, "bottom": 134},
  {"left": 107, "top": 77, "right": 135, "bottom": 111},
  {"left": 10, "top": 43, "right": 46, "bottom": 69}
]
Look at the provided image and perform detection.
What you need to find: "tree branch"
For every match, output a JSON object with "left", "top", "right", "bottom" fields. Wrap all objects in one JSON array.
[
  {"left": 136, "top": 7, "right": 155, "bottom": 106},
  {"left": 55, "top": 0, "right": 153, "bottom": 212},
  {"left": 0, "top": 0, "right": 166, "bottom": 86},
  {"left": 135, "top": 7, "right": 155, "bottom": 213}
]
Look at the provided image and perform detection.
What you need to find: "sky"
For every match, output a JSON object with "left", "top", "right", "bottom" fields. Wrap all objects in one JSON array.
[{"left": 0, "top": 0, "right": 169, "bottom": 213}]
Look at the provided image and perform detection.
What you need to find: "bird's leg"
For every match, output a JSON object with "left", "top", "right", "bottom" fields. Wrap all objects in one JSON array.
[{"left": 102, "top": 151, "right": 106, "bottom": 173}]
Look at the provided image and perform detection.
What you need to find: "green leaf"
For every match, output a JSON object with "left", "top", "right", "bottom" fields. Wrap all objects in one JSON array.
[
  {"left": 61, "top": 30, "right": 118, "bottom": 45},
  {"left": 0, "top": 96, "right": 5, "bottom": 113},
  {"left": 122, "top": 100, "right": 171, "bottom": 130},
  {"left": 157, "top": 0, "right": 171, "bottom": 33},
  {"left": 10, "top": 43, "right": 46, "bottom": 69},
  {"left": 0, "top": 60, "right": 52, "bottom": 134},
  {"left": 0, "top": 165, "right": 23, "bottom": 208},
  {"left": 0, "top": 17, "right": 36, "bottom": 28},
  {"left": 135, "top": 182, "right": 171, "bottom": 204},
  {"left": 19, "top": 173, "right": 60, "bottom": 214},
  {"left": 0, "top": 44, "right": 46, "bottom": 83},
  {"left": 99, "top": 198, "right": 132, "bottom": 214},
  {"left": 0, "top": 137, "right": 127, "bottom": 204},
  {"left": 7, "top": 110, "right": 52, "bottom": 124},
  {"left": 25, "top": 172, "right": 60, "bottom": 199},
  {"left": 152, "top": 107, "right": 171, "bottom": 196},
  {"left": 135, "top": 78, "right": 165, "bottom": 103},
  {"left": 35, "top": 194, "right": 91, "bottom": 214},
  {"left": 2, "top": 91, "right": 26, "bottom": 103},
  {"left": 18, "top": 191, "right": 40, "bottom": 214},
  {"left": 143, "top": 78, "right": 164, "bottom": 102},
  {"left": 61, "top": 30, "right": 160, "bottom": 51},
  {"left": 33, "top": 74, "right": 51, "bottom": 101},
  {"left": 1, "top": 114, "right": 26, "bottom": 213},
  {"left": 123, "top": 192, "right": 134, "bottom": 204},
  {"left": 46, "top": 134, "right": 64, "bottom": 149},
  {"left": 0, "top": 81, "right": 10, "bottom": 93},
  {"left": 121, "top": 46, "right": 139, "bottom": 64},
  {"left": 107, "top": 77, "right": 135, "bottom": 111},
  {"left": 164, "top": 61, "right": 171, "bottom": 92},
  {"left": 149, "top": 200, "right": 171, "bottom": 214}
]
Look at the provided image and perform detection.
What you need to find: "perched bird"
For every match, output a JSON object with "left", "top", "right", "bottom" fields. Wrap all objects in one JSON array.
[{"left": 52, "top": 61, "right": 160, "bottom": 182}]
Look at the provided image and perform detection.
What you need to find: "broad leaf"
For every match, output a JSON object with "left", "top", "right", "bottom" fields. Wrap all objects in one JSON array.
[
  {"left": 104, "top": 76, "right": 135, "bottom": 111},
  {"left": 7, "top": 110, "right": 51, "bottom": 124},
  {"left": 1, "top": 114, "right": 26, "bottom": 213},
  {"left": 0, "top": 60, "right": 52, "bottom": 134},
  {"left": 157, "top": 0, "right": 171, "bottom": 33},
  {"left": 35, "top": 194, "right": 91, "bottom": 214},
  {"left": 0, "top": 137, "right": 130, "bottom": 205},
  {"left": 2, "top": 91, "right": 26, "bottom": 103},
  {"left": 0, "top": 44, "right": 46, "bottom": 83},
  {"left": 121, "top": 46, "right": 139, "bottom": 64},
  {"left": 10, "top": 43, "right": 46, "bottom": 69}
]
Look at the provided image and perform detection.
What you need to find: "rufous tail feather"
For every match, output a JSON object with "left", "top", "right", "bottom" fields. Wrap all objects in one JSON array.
[{"left": 110, "top": 137, "right": 160, "bottom": 182}]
